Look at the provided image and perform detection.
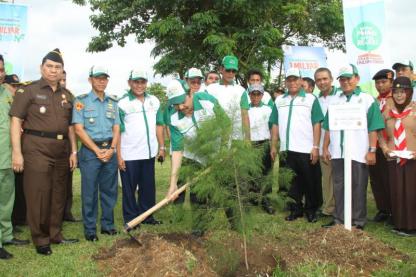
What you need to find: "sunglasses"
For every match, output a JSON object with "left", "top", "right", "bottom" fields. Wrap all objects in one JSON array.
[{"left": 225, "top": 69, "right": 237, "bottom": 73}]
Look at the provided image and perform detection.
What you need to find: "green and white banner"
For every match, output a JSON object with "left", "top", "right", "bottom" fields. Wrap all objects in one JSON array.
[
  {"left": 0, "top": 3, "right": 28, "bottom": 79},
  {"left": 342, "top": 0, "right": 390, "bottom": 96}
]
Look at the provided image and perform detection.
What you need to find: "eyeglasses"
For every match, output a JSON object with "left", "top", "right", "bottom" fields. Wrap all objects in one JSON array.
[{"left": 225, "top": 69, "right": 237, "bottom": 73}]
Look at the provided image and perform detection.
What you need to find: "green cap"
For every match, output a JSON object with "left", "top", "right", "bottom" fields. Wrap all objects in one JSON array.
[
  {"left": 166, "top": 79, "right": 188, "bottom": 105},
  {"left": 221, "top": 55, "right": 238, "bottom": 71},
  {"left": 337, "top": 64, "right": 359, "bottom": 79},
  {"left": 89, "top": 65, "right": 109, "bottom": 77},
  {"left": 129, "top": 68, "right": 148, "bottom": 81}
]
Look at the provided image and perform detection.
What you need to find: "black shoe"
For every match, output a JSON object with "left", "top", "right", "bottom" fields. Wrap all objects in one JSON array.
[
  {"left": 63, "top": 215, "right": 82, "bottom": 222},
  {"left": 306, "top": 212, "right": 317, "bottom": 223},
  {"left": 85, "top": 234, "right": 99, "bottom": 242},
  {"left": 36, "top": 245, "right": 52, "bottom": 256},
  {"left": 3, "top": 238, "right": 30, "bottom": 246},
  {"left": 395, "top": 229, "right": 416, "bottom": 237},
  {"left": 322, "top": 221, "right": 336, "bottom": 228},
  {"left": 100, "top": 229, "right": 118, "bottom": 235},
  {"left": 285, "top": 211, "right": 303, "bottom": 221},
  {"left": 13, "top": 226, "right": 23, "bottom": 233},
  {"left": 51, "top": 238, "right": 79, "bottom": 244},
  {"left": 0, "top": 248, "right": 13, "bottom": 259},
  {"left": 372, "top": 211, "right": 389, "bottom": 222},
  {"left": 354, "top": 224, "right": 364, "bottom": 230},
  {"left": 261, "top": 200, "right": 276, "bottom": 215},
  {"left": 142, "top": 218, "right": 163, "bottom": 225}
]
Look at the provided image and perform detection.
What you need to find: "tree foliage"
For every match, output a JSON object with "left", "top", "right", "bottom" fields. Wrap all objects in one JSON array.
[{"left": 74, "top": 0, "right": 344, "bottom": 81}]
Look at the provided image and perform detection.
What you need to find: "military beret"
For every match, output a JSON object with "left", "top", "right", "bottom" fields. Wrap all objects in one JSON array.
[
  {"left": 372, "top": 69, "right": 394, "bottom": 80},
  {"left": 42, "top": 48, "right": 64, "bottom": 65},
  {"left": 4, "top": 74, "right": 20, "bottom": 84}
]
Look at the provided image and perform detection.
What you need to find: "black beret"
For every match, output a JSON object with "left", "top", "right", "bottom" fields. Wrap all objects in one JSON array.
[
  {"left": 43, "top": 48, "right": 64, "bottom": 65},
  {"left": 372, "top": 69, "right": 394, "bottom": 80},
  {"left": 4, "top": 74, "right": 20, "bottom": 84},
  {"left": 392, "top": 77, "right": 412, "bottom": 90}
]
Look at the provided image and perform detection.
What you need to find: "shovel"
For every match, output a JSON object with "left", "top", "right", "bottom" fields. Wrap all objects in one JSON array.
[{"left": 123, "top": 183, "right": 190, "bottom": 245}]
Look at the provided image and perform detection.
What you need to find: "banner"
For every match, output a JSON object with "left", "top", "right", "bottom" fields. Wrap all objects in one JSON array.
[
  {"left": 0, "top": 3, "right": 28, "bottom": 78},
  {"left": 283, "top": 45, "right": 327, "bottom": 79},
  {"left": 342, "top": 0, "right": 390, "bottom": 96}
]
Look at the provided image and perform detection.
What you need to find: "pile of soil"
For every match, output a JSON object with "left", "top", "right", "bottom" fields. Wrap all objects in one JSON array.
[
  {"left": 94, "top": 226, "right": 408, "bottom": 276},
  {"left": 274, "top": 225, "right": 409, "bottom": 275},
  {"left": 94, "top": 233, "right": 217, "bottom": 277}
]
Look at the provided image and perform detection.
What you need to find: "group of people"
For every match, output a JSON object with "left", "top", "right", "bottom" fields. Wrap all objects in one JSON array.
[{"left": 0, "top": 48, "right": 415, "bottom": 260}]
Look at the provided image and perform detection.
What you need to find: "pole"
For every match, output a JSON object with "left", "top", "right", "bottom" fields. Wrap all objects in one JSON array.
[{"left": 344, "top": 130, "right": 352, "bottom": 230}]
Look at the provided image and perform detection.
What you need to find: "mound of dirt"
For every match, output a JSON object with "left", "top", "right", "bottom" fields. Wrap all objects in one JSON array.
[
  {"left": 94, "top": 226, "right": 408, "bottom": 277},
  {"left": 275, "top": 225, "right": 409, "bottom": 275},
  {"left": 94, "top": 233, "right": 217, "bottom": 277}
]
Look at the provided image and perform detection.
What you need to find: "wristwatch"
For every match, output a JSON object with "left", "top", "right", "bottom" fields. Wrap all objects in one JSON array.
[{"left": 369, "top": 147, "right": 377, "bottom": 153}]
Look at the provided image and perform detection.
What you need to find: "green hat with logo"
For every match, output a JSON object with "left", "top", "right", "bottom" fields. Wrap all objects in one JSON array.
[
  {"left": 185, "top": 67, "right": 203, "bottom": 79},
  {"left": 392, "top": 60, "right": 414, "bottom": 71},
  {"left": 221, "top": 55, "right": 238, "bottom": 71},
  {"left": 166, "top": 79, "right": 189, "bottom": 105},
  {"left": 129, "top": 69, "right": 148, "bottom": 81},
  {"left": 337, "top": 64, "right": 359, "bottom": 79},
  {"left": 89, "top": 65, "right": 110, "bottom": 77}
]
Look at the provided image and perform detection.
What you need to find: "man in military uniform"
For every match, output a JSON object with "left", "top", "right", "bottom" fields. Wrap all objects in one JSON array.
[
  {"left": 0, "top": 55, "right": 30, "bottom": 259},
  {"left": 10, "top": 49, "right": 79, "bottom": 256},
  {"left": 73, "top": 66, "right": 120, "bottom": 242},
  {"left": 4, "top": 74, "right": 27, "bottom": 230}
]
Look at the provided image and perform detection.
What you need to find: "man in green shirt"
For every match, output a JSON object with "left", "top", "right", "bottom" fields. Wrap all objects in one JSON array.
[{"left": 0, "top": 55, "right": 29, "bottom": 259}]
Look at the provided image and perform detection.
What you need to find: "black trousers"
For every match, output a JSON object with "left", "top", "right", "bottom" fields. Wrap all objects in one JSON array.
[
  {"left": 12, "top": 172, "right": 26, "bottom": 226},
  {"left": 249, "top": 140, "right": 272, "bottom": 199},
  {"left": 285, "top": 151, "right": 321, "bottom": 213}
]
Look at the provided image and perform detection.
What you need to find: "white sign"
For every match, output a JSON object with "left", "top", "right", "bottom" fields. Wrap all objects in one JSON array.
[{"left": 328, "top": 104, "right": 367, "bottom": 131}]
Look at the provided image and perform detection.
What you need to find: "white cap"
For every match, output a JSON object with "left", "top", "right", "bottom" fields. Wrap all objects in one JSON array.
[
  {"left": 129, "top": 68, "right": 148, "bottom": 80},
  {"left": 185, "top": 67, "right": 203, "bottom": 79},
  {"left": 285, "top": 68, "right": 301, "bottom": 78},
  {"left": 89, "top": 65, "right": 109, "bottom": 77}
]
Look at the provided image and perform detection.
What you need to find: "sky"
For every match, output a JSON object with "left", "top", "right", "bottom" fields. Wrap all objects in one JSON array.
[{"left": 4, "top": 0, "right": 416, "bottom": 96}]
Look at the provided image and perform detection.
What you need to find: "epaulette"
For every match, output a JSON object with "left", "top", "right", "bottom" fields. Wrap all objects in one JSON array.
[
  {"left": 76, "top": 93, "right": 88, "bottom": 99},
  {"left": 108, "top": 95, "right": 119, "bottom": 101},
  {"left": 21, "top": 81, "right": 33, "bottom": 86}
]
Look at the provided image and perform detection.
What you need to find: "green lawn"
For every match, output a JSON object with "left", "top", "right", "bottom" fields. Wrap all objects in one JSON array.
[{"left": 1, "top": 161, "right": 416, "bottom": 276}]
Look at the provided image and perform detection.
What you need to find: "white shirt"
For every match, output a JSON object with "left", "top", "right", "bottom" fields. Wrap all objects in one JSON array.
[
  {"left": 206, "top": 82, "right": 246, "bottom": 140},
  {"left": 248, "top": 104, "right": 272, "bottom": 141},
  {"left": 272, "top": 90, "right": 323, "bottom": 154},
  {"left": 118, "top": 92, "right": 161, "bottom": 161},
  {"left": 318, "top": 87, "right": 338, "bottom": 155},
  {"left": 324, "top": 89, "right": 384, "bottom": 163}
]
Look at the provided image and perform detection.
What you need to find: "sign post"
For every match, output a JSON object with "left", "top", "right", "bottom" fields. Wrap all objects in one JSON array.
[{"left": 328, "top": 104, "right": 366, "bottom": 230}]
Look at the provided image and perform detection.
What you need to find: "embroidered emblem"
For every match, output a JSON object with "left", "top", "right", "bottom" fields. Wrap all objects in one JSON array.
[{"left": 75, "top": 102, "right": 84, "bottom": 111}]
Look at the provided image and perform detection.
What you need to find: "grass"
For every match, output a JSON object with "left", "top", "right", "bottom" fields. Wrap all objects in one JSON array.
[{"left": 1, "top": 159, "right": 416, "bottom": 276}]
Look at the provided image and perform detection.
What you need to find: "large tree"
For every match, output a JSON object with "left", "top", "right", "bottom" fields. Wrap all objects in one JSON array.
[{"left": 74, "top": 0, "right": 344, "bottom": 83}]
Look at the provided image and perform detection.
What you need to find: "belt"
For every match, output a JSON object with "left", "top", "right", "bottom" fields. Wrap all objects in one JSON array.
[
  {"left": 24, "top": 129, "right": 68, "bottom": 140},
  {"left": 92, "top": 139, "right": 113, "bottom": 148}
]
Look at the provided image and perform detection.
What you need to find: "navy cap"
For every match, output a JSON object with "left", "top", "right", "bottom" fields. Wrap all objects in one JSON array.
[{"left": 372, "top": 69, "right": 394, "bottom": 80}]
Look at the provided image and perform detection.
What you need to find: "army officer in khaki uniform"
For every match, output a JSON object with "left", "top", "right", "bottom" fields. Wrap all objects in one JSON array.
[{"left": 9, "top": 49, "right": 79, "bottom": 256}]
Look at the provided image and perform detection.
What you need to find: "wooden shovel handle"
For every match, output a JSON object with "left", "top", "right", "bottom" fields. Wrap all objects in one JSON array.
[{"left": 124, "top": 183, "right": 190, "bottom": 232}]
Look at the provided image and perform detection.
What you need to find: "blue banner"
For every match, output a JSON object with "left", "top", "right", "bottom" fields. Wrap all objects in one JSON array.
[
  {"left": 283, "top": 45, "right": 327, "bottom": 78},
  {"left": 0, "top": 3, "right": 28, "bottom": 78}
]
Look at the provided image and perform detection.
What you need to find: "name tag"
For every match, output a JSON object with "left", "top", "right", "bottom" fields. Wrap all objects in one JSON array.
[{"left": 36, "top": 94, "right": 48, "bottom": 100}]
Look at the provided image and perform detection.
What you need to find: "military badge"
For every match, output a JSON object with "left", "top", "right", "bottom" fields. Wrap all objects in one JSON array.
[{"left": 75, "top": 102, "right": 84, "bottom": 111}]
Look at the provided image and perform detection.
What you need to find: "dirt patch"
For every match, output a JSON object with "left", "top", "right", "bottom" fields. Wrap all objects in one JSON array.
[
  {"left": 274, "top": 225, "right": 409, "bottom": 276},
  {"left": 94, "top": 232, "right": 217, "bottom": 277},
  {"left": 94, "top": 227, "right": 408, "bottom": 277}
]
